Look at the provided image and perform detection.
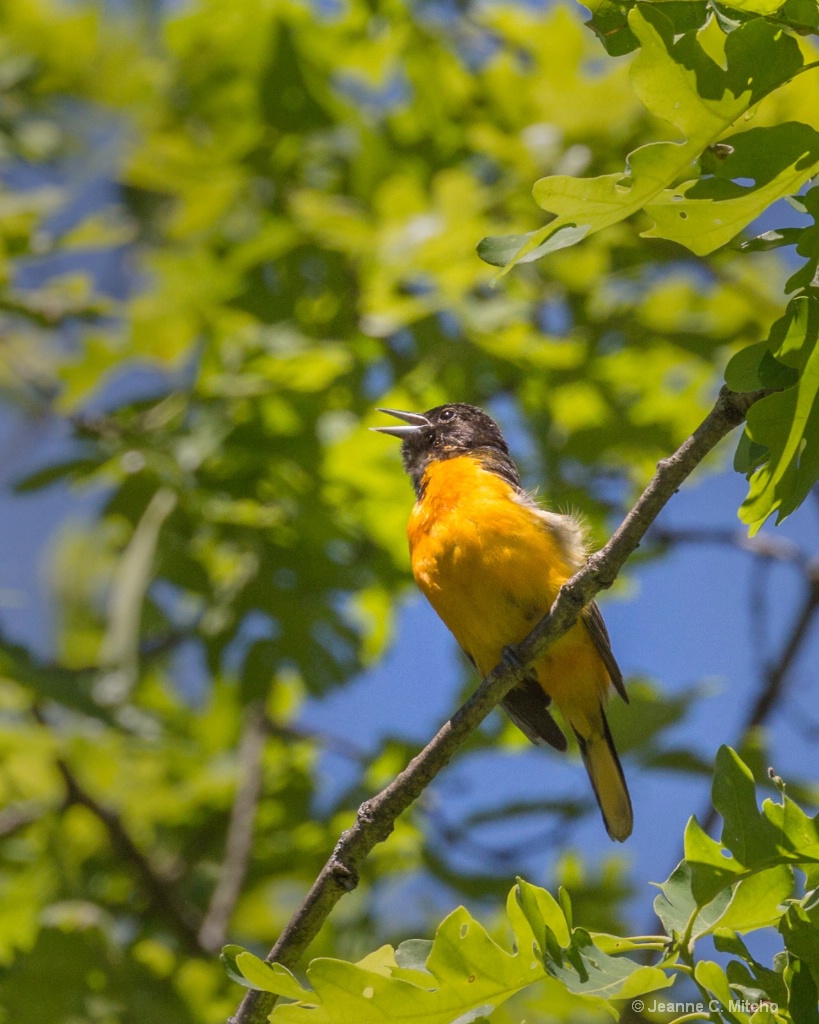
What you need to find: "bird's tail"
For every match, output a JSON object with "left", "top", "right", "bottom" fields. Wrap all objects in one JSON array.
[{"left": 574, "top": 711, "right": 632, "bottom": 842}]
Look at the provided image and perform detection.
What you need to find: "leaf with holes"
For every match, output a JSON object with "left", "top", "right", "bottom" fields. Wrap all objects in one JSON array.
[
  {"left": 644, "top": 124, "right": 819, "bottom": 255},
  {"left": 270, "top": 905, "right": 544, "bottom": 1024},
  {"left": 270, "top": 882, "right": 672, "bottom": 1022},
  {"left": 478, "top": 6, "right": 805, "bottom": 269}
]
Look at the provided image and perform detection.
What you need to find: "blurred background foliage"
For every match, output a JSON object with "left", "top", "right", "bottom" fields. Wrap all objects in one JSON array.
[{"left": 0, "top": 0, "right": 817, "bottom": 1021}]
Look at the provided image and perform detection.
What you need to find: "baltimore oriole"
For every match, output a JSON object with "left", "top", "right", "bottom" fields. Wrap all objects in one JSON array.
[{"left": 374, "top": 403, "right": 632, "bottom": 842}]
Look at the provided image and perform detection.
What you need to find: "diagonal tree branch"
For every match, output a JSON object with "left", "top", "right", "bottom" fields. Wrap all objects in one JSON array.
[
  {"left": 631, "top": 551, "right": 819, "bottom": 1011},
  {"left": 230, "top": 385, "right": 767, "bottom": 1024},
  {"left": 199, "top": 702, "right": 268, "bottom": 953},
  {"left": 32, "top": 706, "right": 207, "bottom": 955},
  {"left": 699, "top": 560, "right": 819, "bottom": 836},
  {"left": 744, "top": 569, "right": 819, "bottom": 731},
  {"left": 650, "top": 525, "right": 810, "bottom": 568},
  {"left": 55, "top": 757, "right": 207, "bottom": 954},
  {"left": 263, "top": 717, "right": 368, "bottom": 763}
]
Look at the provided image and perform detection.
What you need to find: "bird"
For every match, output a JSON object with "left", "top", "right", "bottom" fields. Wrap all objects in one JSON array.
[{"left": 373, "top": 402, "right": 632, "bottom": 842}]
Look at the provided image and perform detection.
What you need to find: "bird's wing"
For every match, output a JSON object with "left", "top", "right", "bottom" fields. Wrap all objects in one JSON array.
[
  {"left": 461, "top": 644, "right": 567, "bottom": 751},
  {"left": 502, "top": 675, "right": 568, "bottom": 751},
  {"left": 581, "top": 601, "right": 628, "bottom": 703}
]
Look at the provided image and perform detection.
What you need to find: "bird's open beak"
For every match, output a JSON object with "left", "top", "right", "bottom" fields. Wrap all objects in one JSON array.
[{"left": 370, "top": 407, "right": 431, "bottom": 438}]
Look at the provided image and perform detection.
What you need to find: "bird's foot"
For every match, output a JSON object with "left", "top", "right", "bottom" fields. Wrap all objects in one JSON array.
[{"left": 500, "top": 645, "right": 523, "bottom": 674}]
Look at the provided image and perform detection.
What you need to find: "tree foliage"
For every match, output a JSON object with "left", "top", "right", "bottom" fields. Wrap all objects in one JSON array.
[
  {"left": 231, "top": 748, "right": 819, "bottom": 1024},
  {"left": 480, "top": 0, "right": 819, "bottom": 535},
  {"left": 0, "top": 0, "right": 817, "bottom": 1021}
]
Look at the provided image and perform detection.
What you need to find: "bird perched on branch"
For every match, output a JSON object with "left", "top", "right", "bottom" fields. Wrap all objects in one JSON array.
[{"left": 373, "top": 403, "right": 632, "bottom": 842}]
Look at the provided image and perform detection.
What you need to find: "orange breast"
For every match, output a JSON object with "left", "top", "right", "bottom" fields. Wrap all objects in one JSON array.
[
  {"left": 409, "top": 458, "right": 563, "bottom": 660},
  {"left": 407, "top": 455, "right": 611, "bottom": 724}
]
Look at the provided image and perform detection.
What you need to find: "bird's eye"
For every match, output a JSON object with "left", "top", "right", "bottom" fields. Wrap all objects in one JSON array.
[{"left": 439, "top": 409, "right": 455, "bottom": 422}]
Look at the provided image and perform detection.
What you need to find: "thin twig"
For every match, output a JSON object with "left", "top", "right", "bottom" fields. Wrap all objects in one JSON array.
[
  {"left": 700, "top": 564, "right": 819, "bottom": 836},
  {"left": 749, "top": 555, "right": 770, "bottom": 678},
  {"left": 650, "top": 526, "right": 808, "bottom": 568},
  {"left": 263, "top": 717, "right": 368, "bottom": 764},
  {"left": 635, "top": 559, "right": 819, "bottom": 971},
  {"left": 748, "top": 576, "right": 819, "bottom": 730},
  {"left": 33, "top": 708, "right": 206, "bottom": 955},
  {"left": 652, "top": 524, "right": 814, "bottom": 682},
  {"left": 229, "top": 385, "right": 766, "bottom": 1024},
  {"left": 426, "top": 801, "right": 580, "bottom": 871},
  {"left": 59, "top": 757, "right": 205, "bottom": 953},
  {"left": 199, "top": 703, "right": 267, "bottom": 953}
]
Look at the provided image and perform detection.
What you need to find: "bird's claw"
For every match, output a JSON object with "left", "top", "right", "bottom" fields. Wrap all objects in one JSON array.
[{"left": 500, "top": 645, "right": 523, "bottom": 673}]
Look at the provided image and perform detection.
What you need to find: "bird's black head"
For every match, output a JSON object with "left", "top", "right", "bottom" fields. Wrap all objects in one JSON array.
[{"left": 373, "top": 403, "right": 520, "bottom": 496}]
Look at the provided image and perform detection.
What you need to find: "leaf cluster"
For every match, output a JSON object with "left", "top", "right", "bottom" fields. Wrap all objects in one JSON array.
[
  {"left": 481, "top": 0, "right": 819, "bottom": 533},
  {"left": 232, "top": 748, "right": 819, "bottom": 1024}
]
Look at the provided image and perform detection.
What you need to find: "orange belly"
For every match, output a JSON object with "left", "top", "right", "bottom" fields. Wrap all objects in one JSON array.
[{"left": 408, "top": 455, "right": 611, "bottom": 730}]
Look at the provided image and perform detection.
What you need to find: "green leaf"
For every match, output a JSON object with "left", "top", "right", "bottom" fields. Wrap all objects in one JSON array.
[
  {"left": 786, "top": 256, "right": 819, "bottom": 294},
  {"left": 726, "top": 342, "right": 770, "bottom": 392},
  {"left": 515, "top": 878, "right": 570, "bottom": 959},
  {"left": 714, "top": 865, "right": 793, "bottom": 933},
  {"left": 695, "top": 959, "right": 733, "bottom": 1007},
  {"left": 712, "top": 746, "right": 775, "bottom": 866},
  {"left": 271, "top": 883, "right": 673, "bottom": 1023},
  {"left": 584, "top": 0, "right": 639, "bottom": 56},
  {"left": 653, "top": 858, "right": 732, "bottom": 939},
  {"left": 725, "top": 341, "right": 799, "bottom": 395},
  {"left": 733, "top": 431, "right": 769, "bottom": 476},
  {"left": 476, "top": 226, "right": 590, "bottom": 268},
  {"left": 394, "top": 939, "right": 433, "bottom": 973},
  {"left": 557, "top": 886, "right": 574, "bottom": 933},
  {"left": 235, "top": 952, "right": 314, "bottom": 1001},
  {"left": 721, "top": 942, "right": 789, "bottom": 1009},
  {"left": 780, "top": 0, "right": 819, "bottom": 31},
  {"left": 272, "top": 904, "right": 543, "bottom": 1024},
  {"left": 547, "top": 929, "right": 672, "bottom": 1002},
  {"left": 785, "top": 956, "right": 819, "bottom": 1024},
  {"left": 714, "top": 928, "right": 755, "bottom": 961},
  {"left": 479, "top": 6, "right": 805, "bottom": 270},
  {"left": 719, "top": 0, "right": 786, "bottom": 14},
  {"left": 221, "top": 945, "right": 256, "bottom": 990},
  {"left": 762, "top": 793, "right": 819, "bottom": 863},
  {"left": 781, "top": 904, "right": 819, "bottom": 989},
  {"left": 585, "top": 0, "right": 710, "bottom": 55},
  {"left": 654, "top": 749, "right": 809, "bottom": 945},
  {"left": 590, "top": 933, "right": 667, "bottom": 955},
  {"left": 13, "top": 457, "right": 103, "bottom": 493},
  {"left": 644, "top": 124, "right": 819, "bottom": 255},
  {"left": 758, "top": 351, "right": 802, "bottom": 391},
  {"left": 739, "top": 296, "right": 819, "bottom": 533},
  {"left": 684, "top": 815, "right": 745, "bottom": 908}
]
